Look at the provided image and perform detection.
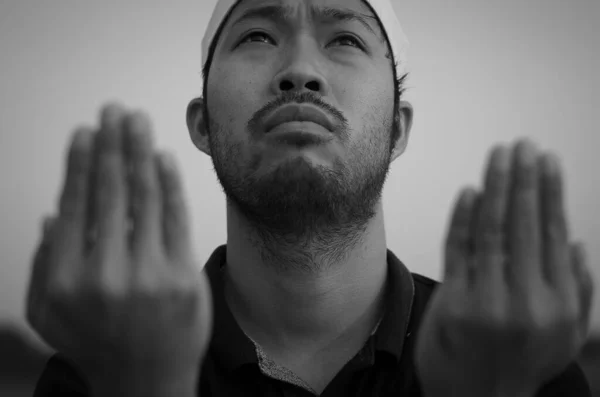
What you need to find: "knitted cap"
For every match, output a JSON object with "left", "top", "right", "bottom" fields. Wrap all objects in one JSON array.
[{"left": 201, "top": 0, "right": 409, "bottom": 77}]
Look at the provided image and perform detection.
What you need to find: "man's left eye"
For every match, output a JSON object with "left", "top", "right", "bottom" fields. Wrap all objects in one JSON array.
[{"left": 330, "top": 34, "right": 364, "bottom": 49}]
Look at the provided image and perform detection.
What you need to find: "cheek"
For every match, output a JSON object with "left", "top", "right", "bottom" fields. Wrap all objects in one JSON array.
[
  {"left": 337, "top": 75, "right": 394, "bottom": 135},
  {"left": 206, "top": 61, "right": 265, "bottom": 133}
]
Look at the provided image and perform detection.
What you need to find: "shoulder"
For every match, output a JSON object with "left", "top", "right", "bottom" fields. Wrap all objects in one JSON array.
[
  {"left": 410, "top": 272, "right": 440, "bottom": 308},
  {"left": 411, "top": 272, "right": 439, "bottom": 288},
  {"left": 535, "top": 361, "right": 592, "bottom": 397}
]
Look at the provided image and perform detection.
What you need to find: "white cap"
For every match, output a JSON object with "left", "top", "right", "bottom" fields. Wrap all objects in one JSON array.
[{"left": 201, "top": 0, "right": 410, "bottom": 78}]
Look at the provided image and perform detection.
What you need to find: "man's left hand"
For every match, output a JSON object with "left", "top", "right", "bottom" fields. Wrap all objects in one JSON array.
[{"left": 414, "top": 139, "right": 595, "bottom": 397}]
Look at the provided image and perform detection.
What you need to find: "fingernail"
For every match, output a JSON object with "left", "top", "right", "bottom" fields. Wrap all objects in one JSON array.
[
  {"left": 516, "top": 139, "right": 537, "bottom": 166},
  {"left": 72, "top": 127, "right": 94, "bottom": 149},
  {"left": 494, "top": 146, "right": 511, "bottom": 170},
  {"left": 101, "top": 103, "right": 126, "bottom": 129},
  {"left": 461, "top": 187, "right": 477, "bottom": 206},
  {"left": 127, "top": 112, "right": 152, "bottom": 142}
]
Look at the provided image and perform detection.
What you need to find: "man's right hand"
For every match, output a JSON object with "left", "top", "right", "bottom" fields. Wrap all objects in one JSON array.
[{"left": 26, "top": 103, "right": 213, "bottom": 397}]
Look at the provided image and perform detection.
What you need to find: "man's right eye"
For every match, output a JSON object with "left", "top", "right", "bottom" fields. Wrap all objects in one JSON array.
[{"left": 239, "top": 31, "right": 275, "bottom": 45}]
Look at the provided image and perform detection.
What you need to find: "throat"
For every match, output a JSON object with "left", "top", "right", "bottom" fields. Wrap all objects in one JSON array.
[{"left": 227, "top": 279, "right": 387, "bottom": 395}]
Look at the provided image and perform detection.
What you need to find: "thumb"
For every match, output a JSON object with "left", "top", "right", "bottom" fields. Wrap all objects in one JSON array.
[
  {"left": 27, "top": 215, "right": 57, "bottom": 329},
  {"left": 42, "top": 216, "right": 56, "bottom": 237},
  {"left": 571, "top": 242, "right": 594, "bottom": 342},
  {"left": 444, "top": 188, "right": 478, "bottom": 282}
]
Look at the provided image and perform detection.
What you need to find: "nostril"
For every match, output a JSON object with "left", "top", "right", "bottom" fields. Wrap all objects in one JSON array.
[
  {"left": 280, "top": 80, "right": 294, "bottom": 91},
  {"left": 305, "top": 81, "right": 320, "bottom": 92}
]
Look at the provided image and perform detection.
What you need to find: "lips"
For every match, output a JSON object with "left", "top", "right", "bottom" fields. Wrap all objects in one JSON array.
[{"left": 264, "top": 104, "right": 334, "bottom": 133}]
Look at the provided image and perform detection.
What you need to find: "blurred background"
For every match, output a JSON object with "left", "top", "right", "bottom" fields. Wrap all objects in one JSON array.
[{"left": 1, "top": 0, "right": 598, "bottom": 395}]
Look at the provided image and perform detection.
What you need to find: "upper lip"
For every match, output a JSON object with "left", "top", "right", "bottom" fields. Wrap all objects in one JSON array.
[{"left": 264, "top": 104, "right": 334, "bottom": 133}]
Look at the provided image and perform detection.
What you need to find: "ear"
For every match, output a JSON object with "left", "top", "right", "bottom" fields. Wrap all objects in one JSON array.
[
  {"left": 186, "top": 97, "right": 211, "bottom": 157},
  {"left": 390, "top": 100, "right": 414, "bottom": 162}
]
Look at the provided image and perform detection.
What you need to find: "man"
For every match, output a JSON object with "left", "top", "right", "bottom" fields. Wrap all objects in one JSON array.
[{"left": 28, "top": 0, "right": 594, "bottom": 396}]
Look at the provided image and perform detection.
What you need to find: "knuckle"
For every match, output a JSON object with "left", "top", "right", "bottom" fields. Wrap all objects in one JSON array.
[
  {"left": 59, "top": 193, "right": 82, "bottom": 217},
  {"left": 68, "top": 151, "right": 91, "bottom": 180},
  {"left": 97, "top": 161, "right": 121, "bottom": 193},
  {"left": 132, "top": 263, "right": 162, "bottom": 293},
  {"left": 544, "top": 221, "right": 566, "bottom": 241},
  {"left": 478, "top": 222, "right": 504, "bottom": 245},
  {"left": 514, "top": 163, "right": 537, "bottom": 186},
  {"left": 165, "top": 192, "right": 184, "bottom": 217},
  {"left": 133, "top": 171, "right": 159, "bottom": 199},
  {"left": 487, "top": 171, "right": 508, "bottom": 193},
  {"left": 96, "top": 268, "right": 128, "bottom": 299}
]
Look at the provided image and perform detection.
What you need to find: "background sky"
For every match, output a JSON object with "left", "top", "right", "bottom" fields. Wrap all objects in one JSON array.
[{"left": 0, "top": 0, "right": 598, "bottom": 351}]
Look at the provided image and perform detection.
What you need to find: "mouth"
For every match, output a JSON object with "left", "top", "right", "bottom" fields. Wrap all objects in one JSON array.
[{"left": 264, "top": 104, "right": 334, "bottom": 133}]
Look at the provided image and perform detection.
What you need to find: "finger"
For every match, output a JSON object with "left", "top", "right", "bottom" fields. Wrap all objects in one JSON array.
[
  {"left": 123, "top": 111, "right": 161, "bottom": 255},
  {"left": 474, "top": 145, "right": 511, "bottom": 283},
  {"left": 444, "top": 187, "right": 478, "bottom": 283},
  {"left": 467, "top": 192, "right": 483, "bottom": 256},
  {"left": 156, "top": 152, "right": 191, "bottom": 261},
  {"left": 506, "top": 139, "right": 542, "bottom": 287},
  {"left": 26, "top": 215, "right": 57, "bottom": 328},
  {"left": 539, "top": 153, "right": 570, "bottom": 287},
  {"left": 92, "top": 103, "right": 128, "bottom": 254},
  {"left": 56, "top": 127, "right": 95, "bottom": 256},
  {"left": 571, "top": 243, "right": 594, "bottom": 341}
]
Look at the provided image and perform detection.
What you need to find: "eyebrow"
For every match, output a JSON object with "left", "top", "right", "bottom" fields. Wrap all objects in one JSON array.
[{"left": 231, "top": 4, "right": 383, "bottom": 43}]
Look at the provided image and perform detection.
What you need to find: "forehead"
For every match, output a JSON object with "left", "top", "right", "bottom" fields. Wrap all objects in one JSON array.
[{"left": 230, "top": 0, "right": 375, "bottom": 20}]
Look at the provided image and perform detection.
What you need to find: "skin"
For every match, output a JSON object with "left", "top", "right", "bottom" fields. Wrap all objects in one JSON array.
[
  {"left": 186, "top": 0, "right": 413, "bottom": 388},
  {"left": 26, "top": 0, "right": 593, "bottom": 395},
  {"left": 27, "top": 107, "right": 212, "bottom": 397},
  {"left": 415, "top": 144, "right": 595, "bottom": 397}
]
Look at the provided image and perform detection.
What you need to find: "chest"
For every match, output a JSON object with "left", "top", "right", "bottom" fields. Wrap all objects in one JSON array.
[{"left": 261, "top": 345, "right": 362, "bottom": 395}]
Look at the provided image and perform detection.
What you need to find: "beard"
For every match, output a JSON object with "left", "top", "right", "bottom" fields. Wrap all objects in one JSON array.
[{"left": 204, "top": 101, "right": 396, "bottom": 272}]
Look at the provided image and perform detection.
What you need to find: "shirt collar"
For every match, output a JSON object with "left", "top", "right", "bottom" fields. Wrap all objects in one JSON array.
[{"left": 204, "top": 245, "right": 415, "bottom": 373}]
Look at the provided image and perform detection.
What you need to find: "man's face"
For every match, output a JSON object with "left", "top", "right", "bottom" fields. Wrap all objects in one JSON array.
[{"left": 201, "top": 0, "right": 401, "bottom": 237}]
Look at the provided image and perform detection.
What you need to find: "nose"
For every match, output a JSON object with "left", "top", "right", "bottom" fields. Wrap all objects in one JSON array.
[{"left": 270, "top": 43, "right": 332, "bottom": 97}]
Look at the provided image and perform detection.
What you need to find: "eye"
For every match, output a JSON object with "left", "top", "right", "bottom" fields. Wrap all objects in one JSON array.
[
  {"left": 330, "top": 34, "right": 364, "bottom": 50},
  {"left": 239, "top": 31, "right": 275, "bottom": 45}
]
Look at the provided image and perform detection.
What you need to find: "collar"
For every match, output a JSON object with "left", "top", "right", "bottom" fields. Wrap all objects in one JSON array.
[{"left": 204, "top": 245, "right": 415, "bottom": 373}]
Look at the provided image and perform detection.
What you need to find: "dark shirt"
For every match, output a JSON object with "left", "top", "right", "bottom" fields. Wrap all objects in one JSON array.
[{"left": 33, "top": 245, "right": 591, "bottom": 396}]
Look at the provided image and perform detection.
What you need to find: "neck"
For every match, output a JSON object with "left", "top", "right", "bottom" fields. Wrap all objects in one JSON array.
[{"left": 224, "top": 201, "right": 388, "bottom": 354}]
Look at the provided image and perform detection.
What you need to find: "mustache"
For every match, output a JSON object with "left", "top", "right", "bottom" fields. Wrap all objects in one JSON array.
[{"left": 247, "top": 91, "right": 349, "bottom": 137}]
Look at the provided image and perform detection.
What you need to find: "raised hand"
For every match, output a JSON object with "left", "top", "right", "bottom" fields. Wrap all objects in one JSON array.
[
  {"left": 26, "top": 103, "right": 213, "bottom": 397},
  {"left": 414, "top": 139, "right": 594, "bottom": 397}
]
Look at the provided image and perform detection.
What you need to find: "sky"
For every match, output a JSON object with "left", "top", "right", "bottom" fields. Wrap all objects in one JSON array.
[{"left": 0, "top": 0, "right": 598, "bottom": 350}]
